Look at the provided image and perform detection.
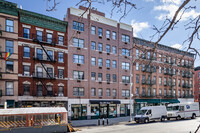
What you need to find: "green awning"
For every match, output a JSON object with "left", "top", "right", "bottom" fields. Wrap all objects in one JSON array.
[{"left": 135, "top": 99, "right": 180, "bottom": 103}]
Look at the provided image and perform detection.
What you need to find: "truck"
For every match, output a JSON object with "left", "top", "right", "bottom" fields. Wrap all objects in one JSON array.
[
  {"left": 134, "top": 106, "right": 167, "bottom": 123},
  {"left": 167, "top": 102, "right": 200, "bottom": 120}
]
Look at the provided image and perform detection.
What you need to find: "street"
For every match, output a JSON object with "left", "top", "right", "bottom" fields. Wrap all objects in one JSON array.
[{"left": 77, "top": 118, "right": 200, "bottom": 133}]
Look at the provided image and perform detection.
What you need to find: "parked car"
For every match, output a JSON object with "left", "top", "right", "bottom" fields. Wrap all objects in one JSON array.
[
  {"left": 167, "top": 102, "right": 200, "bottom": 120},
  {"left": 134, "top": 106, "right": 167, "bottom": 123}
]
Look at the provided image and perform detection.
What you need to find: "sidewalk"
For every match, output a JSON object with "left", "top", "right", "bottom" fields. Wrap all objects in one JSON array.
[{"left": 70, "top": 116, "right": 134, "bottom": 127}]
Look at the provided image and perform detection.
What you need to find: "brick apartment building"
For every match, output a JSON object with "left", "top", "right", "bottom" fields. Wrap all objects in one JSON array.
[
  {"left": 0, "top": 0, "right": 195, "bottom": 120},
  {"left": 133, "top": 38, "right": 194, "bottom": 113},
  {"left": 64, "top": 6, "right": 133, "bottom": 120},
  {"left": 0, "top": 0, "right": 19, "bottom": 107},
  {"left": 194, "top": 66, "right": 200, "bottom": 102},
  {"left": 17, "top": 9, "right": 68, "bottom": 107}
]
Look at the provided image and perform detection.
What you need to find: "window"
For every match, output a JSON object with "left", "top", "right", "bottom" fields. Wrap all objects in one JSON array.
[
  {"left": 91, "top": 88, "right": 96, "bottom": 96},
  {"left": 136, "top": 49, "right": 139, "bottom": 57},
  {"left": 136, "top": 74, "right": 139, "bottom": 83},
  {"left": 37, "top": 49, "right": 43, "bottom": 60},
  {"left": 23, "top": 84, "right": 30, "bottom": 96},
  {"left": 73, "top": 71, "right": 84, "bottom": 80},
  {"left": 47, "top": 50, "right": 53, "bottom": 61},
  {"left": 23, "top": 28, "right": 30, "bottom": 38},
  {"left": 73, "top": 87, "right": 84, "bottom": 96},
  {"left": 159, "top": 54, "right": 162, "bottom": 62},
  {"left": 113, "top": 74, "right": 117, "bottom": 82},
  {"left": 6, "top": 40, "right": 13, "bottom": 53},
  {"left": 73, "top": 21, "right": 84, "bottom": 31},
  {"left": 106, "top": 30, "right": 110, "bottom": 38},
  {"left": 91, "top": 41, "right": 96, "bottom": 50},
  {"left": 106, "top": 74, "right": 111, "bottom": 82},
  {"left": 37, "top": 85, "right": 43, "bottom": 96},
  {"left": 58, "top": 69, "right": 64, "bottom": 79},
  {"left": 73, "top": 38, "right": 84, "bottom": 48},
  {"left": 148, "top": 88, "right": 151, "bottom": 96},
  {"left": 47, "top": 67, "right": 53, "bottom": 78},
  {"left": 46, "top": 85, "right": 53, "bottom": 96},
  {"left": 106, "top": 59, "right": 110, "bottom": 68},
  {"left": 23, "top": 65, "right": 30, "bottom": 76},
  {"left": 91, "top": 26, "right": 96, "bottom": 35},
  {"left": 36, "top": 31, "right": 43, "bottom": 41},
  {"left": 98, "top": 88, "right": 103, "bottom": 96},
  {"left": 73, "top": 54, "right": 84, "bottom": 64},
  {"left": 136, "top": 63, "right": 139, "bottom": 71},
  {"left": 112, "top": 32, "right": 116, "bottom": 40},
  {"left": 6, "top": 61, "right": 13, "bottom": 73},
  {"left": 91, "top": 72, "right": 96, "bottom": 81},
  {"left": 122, "top": 62, "right": 130, "bottom": 70},
  {"left": 91, "top": 57, "right": 96, "bottom": 66},
  {"left": 6, "top": 82, "right": 14, "bottom": 96},
  {"left": 157, "top": 89, "right": 161, "bottom": 96},
  {"left": 113, "top": 89, "right": 117, "bottom": 97},
  {"left": 122, "top": 90, "right": 130, "bottom": 97},
  {"left": 173, "top": 78, "right": 176, "bottom": 86},
  {"left": 136, "top": 87, "right": 139, "bottom": 95},
  {"left": 112, "top": 60, "right": 117, "bottom": 68},
  {"left": 98, "top": 27, "right": 103, "bottom": 36},
  {"left": 122, "top": 48, "right": 130, "bottom": 56},
  {"left": 164, "top": 89, "right": 167, "bottom": 96},
  {"left": 159, "top": 77, "right": 162, "bottom": 85},
  {"left": 147, "top": 52, "right": 151, "bottom": 59},
  {"left": 164, "top": 77, "right": 167, "bottom": 85},
  {"left": 122, "top": 34, "right": 130, "bottom": 43},
  {"left": 58, "top": 52, "right": 64, "bottom": 62},
  {"left": 36, "top": 66, "right": 43, "bottom": 77},
  {"left": 98, "top": 43, "right": 103, "bottom": 51},
  {"left": 142, "top": 75, "right": 146, "bottom": 83},
  {"left": 122, "top": 76, "right": 130, "bottom": 84},
  {"left": 6, "top": 19, "right": 14, "bottom": 32},
  {"left": 58, "top": 36, "right": 64, "bottom": 45},
  {"left": 142, "top": 88, "right": 146, "bottom": 96},
  {"left": 23, "top": 46, "right": 30, "bottom": 58},
  {"left": 98, "top": 58, "right": 103, "bottom": 67},
  {"left": 106, "top": 88, "right": 111, "bottom": 96},
  {"left": 112, "top": 46, "right": 117, "bottom": 54},
  {"left": 153, "top": 88, "right": 156, "bottom": 96},
  {"left": 58, "top": 86, "right": 64, "bottom": 96},
  {"left": 159, "top": 66, "right": 162, "bottom": 73},
  {"left": 47, "top": 33, "right": 53, "bottom": 43},
  {"left": 98, "top": 73, "right": 102, "bottom": 81},
  {"left": 106, "top": 44, "right": 111, "bottom": 53}
]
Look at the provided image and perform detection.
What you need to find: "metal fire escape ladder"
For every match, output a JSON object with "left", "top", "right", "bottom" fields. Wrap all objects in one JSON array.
[{"left": 40, "top": 62, "right": 54, "bottom": 79}]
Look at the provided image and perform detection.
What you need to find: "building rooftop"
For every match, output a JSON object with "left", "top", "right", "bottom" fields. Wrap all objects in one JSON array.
[
  {"left": 194, "top": 66, "right": 200, "bottom": 71},
  {"left": 134, "top": 37, "right": 195, "bottom": 58}
]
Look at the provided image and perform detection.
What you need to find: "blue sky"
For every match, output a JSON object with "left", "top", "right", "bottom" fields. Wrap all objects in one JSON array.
[{"left": 6, "top": 0, "right": 200, "bottom": 67}]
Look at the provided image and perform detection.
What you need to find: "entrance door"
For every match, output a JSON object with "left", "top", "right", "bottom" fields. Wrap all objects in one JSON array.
[
  {"left": 72, "top": 106, "right": 81, "bottom": 120},
  {"left": 100, "top": 106, "right": 107, "bottom": 118}
]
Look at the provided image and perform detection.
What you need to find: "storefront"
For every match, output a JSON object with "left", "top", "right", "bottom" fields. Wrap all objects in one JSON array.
[
  {"left": 120, "top": 104, "right": 130, "bottom": 117},
  {"left": 71, "top": 104, "right": 87, "bottom": 120},
  {"left": 19, "top": 101, "right": 67, "bottom": 108},
  {"left": 89, "top": 100, "right": 120, "bottom": 119},
  {"left": 134, "top": 99, "right": 180, "bottom": 115}
]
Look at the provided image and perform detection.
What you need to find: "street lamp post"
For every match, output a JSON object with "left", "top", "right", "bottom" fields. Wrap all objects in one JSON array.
[{"left": 129, "top": 69, "right": 133, "bottom": 122}]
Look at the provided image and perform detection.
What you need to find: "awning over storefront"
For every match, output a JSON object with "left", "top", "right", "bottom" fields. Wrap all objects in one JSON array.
[
  {"left": 89, "top": 100, "right": 121, "bottom": 104},
  {"left": 135, "top": 99, "right": 180, "bottom": 103}
]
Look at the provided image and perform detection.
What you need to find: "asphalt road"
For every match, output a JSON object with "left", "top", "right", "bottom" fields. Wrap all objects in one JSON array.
[{"left": 77, "top": 118, "right": 200, "bottom": 133}]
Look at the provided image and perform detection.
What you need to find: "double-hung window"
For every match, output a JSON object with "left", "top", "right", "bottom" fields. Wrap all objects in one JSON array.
[
  {"left": 73, "top": 54, "right": 84, "bottom": 64},
  {"left": 73, "top": 38, "right": 84, "bottom": 48},
  {"left": 6, "top": 19, "right": 14, "bottom": 32}
]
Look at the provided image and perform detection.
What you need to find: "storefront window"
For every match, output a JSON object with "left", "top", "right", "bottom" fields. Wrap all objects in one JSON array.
[
  {"left": 91, "top": 104, "right": 99, "bottom": 119},
  {"left": 71, "top": 104, "right": 87, "bottom": 120},
  {"left": 109, "top": 104, "right": 117, "bottom": 118}
]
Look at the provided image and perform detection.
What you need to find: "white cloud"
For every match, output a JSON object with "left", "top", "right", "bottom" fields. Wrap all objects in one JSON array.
[
  {"left": 131, "top": 20, "right": 150, "bottom": 37},
  {"left": 154, "top": 0, "right": 200, "bottom": 21},
  {"left": 145, "top": 0, "right": 154, "bottom": 2},
  {"left": 171, "top": 43, "right": 182, "bottom": 49}
]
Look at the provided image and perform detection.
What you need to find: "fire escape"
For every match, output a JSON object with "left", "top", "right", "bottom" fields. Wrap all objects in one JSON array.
[
  {"left": 0, "top": 46, "right": 2, "bottom": 97},
  {"left": 163, "top": 57, "right": 176, "bottom": 99},
  {"left": 32, "top": 33, "right": 56, "bottom": 97},
  {"left": 141, "top": 51, "right": 157, "bottom": 98}
]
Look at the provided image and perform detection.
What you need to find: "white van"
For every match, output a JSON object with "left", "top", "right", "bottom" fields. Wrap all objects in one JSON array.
[
  {"left": 167, "top": 102, "right": 200, "bottom": 120},
  {"left": 134, "top": 106, "right": 167, "bottom": 123}
]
